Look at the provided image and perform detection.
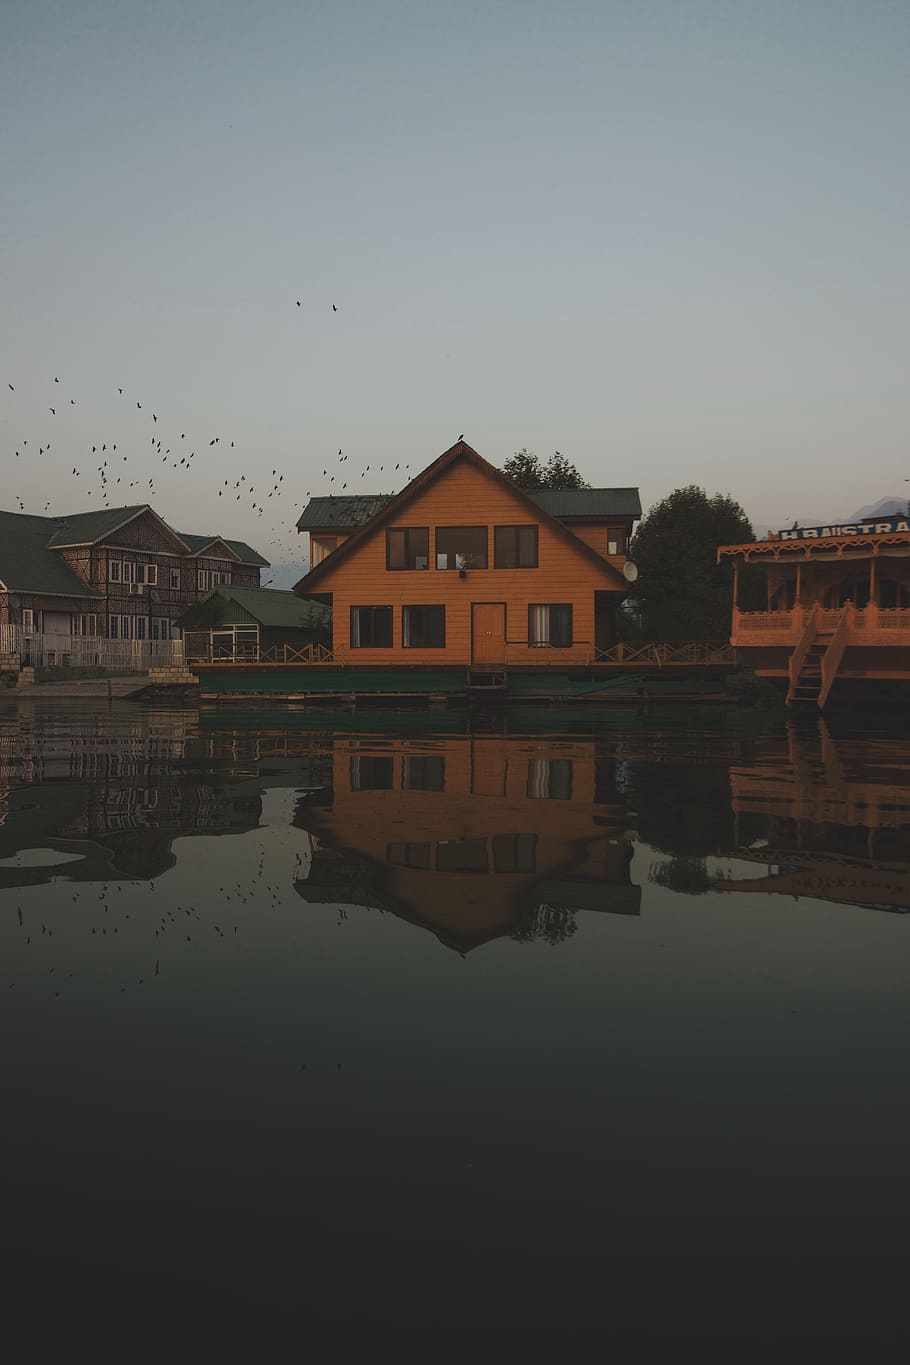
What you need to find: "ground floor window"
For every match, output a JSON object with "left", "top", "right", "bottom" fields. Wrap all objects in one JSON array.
[
  {"left": 528, "top": 604, "right": 573, "bottom": 647},
  {"left": 402, "top": 604, "right": 445, "bottom": 648},
  {"left": 350, "top": 605, "right": 392, "bottom": 648},
  {"left": 527, "top": 759, "right": 573, "bottom": 800},
  {"left": 350, "top": 755, "right": 394, "bottom": 790},
  {"left": 150, "top": 617, "right": 175, "bottom": 640},
  {"left": 22, "top": 608, "right": 35, "bottom": 634},
  {"left": 109, "top": 615, "right": 149, "bottom": 641},
  {"left": 71, "top": 614, "right": 98, "bottom": 636}
]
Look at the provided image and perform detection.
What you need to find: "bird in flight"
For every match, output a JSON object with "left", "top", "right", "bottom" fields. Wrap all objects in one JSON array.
[{"left": 332, "top": 304, "right": 337, "bottom": 312}]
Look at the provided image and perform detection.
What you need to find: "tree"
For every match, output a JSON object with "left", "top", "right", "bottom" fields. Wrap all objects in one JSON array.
[
  {"left": 502, "top": 448, "right": 589, "bottom": 491},
  {"left": 629, "top": 485, "right": 763, "bottom": 641}
]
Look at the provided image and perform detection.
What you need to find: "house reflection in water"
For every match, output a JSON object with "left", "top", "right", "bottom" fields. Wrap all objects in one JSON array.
[
  {"left": 0, "top": 712, "right": 264, "bottom": 885},
  {"left": 293, "top": 736, "right": 640, "bottom": 951}
]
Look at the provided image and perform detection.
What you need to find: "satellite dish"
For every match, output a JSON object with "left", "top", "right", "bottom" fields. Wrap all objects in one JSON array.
[{"left": 623, "top": 560, "right": 639, "bottom": 583}]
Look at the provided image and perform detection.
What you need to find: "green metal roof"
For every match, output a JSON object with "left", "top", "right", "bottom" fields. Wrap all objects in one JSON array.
[
  {"left": 295, "top": 488, "right": 641, "bottom": 534},
  {"left": 529, "top": 488, "right": 642, "bottom": 519},
  {"left": 181, "top": 586, "right": 330, "bottom": 630},
  {"left": 46, "top": 505, "right": 152, "bottom": 547},
  {"left": 296, "top": 495, "right": 394, "bottom": 531},
  {"left": 177, "top": 533, "right": 269, "bottom": 566},
  {"left": 0, "top": 510, "right": 103, "bottom": 597}
]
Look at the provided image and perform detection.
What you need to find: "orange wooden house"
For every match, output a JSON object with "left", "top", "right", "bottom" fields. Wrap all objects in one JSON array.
[
  {"left": 718, "top": 515, "right": 910, "bottom": 706},
  {"left": 294, "top": 441, "right": 639, "bottom": 670}
]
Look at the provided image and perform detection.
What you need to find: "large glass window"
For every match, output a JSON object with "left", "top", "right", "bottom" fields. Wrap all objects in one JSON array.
[
  {"left": 169, "top": 567, "right": 181, "bottom": 591},
  {"left": 387, "top": 527, "right": 429, "bottom": 570},
  {"left": 435, "top": 526, "right": 487, "bottom": 570},
  {"left": 350, "top": 605, "right": 392, "bottom": 647},
  {"left": 494, "top": 525, "right": 538, "bottom": 568},
  {"left": 402, "top": 605, "right": 445, "bottom": 648},
  {"left": 528, "top": 604, "right": 573, "bottom": 647},
  {"left": 436, "top": 839, "right": 489, "bottom": 873}
]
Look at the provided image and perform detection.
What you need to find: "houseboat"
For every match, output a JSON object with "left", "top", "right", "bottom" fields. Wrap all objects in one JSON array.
[{"left": 718, "top": 516, "right": 910, "bottom": 705}]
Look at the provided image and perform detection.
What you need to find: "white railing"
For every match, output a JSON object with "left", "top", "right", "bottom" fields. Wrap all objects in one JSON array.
[{"left": 0, "top": 625, "right": 184, "bottom": 673}]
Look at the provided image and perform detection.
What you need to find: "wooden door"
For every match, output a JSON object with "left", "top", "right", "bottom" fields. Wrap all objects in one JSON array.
[{"left": 472, "top": 603, "right": 506, "bottom": 664}]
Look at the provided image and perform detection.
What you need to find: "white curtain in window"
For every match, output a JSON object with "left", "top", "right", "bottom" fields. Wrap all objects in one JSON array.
[
  {"left": 527, "top": 759, "right": 549, "bottom": 799},
  {"left": 530, "top": 605, "right": 549, "bottom": 645}
]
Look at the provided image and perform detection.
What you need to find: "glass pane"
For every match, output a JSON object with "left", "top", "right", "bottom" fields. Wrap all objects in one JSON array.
[
  {"left": 436, "top": 526, "right": 487, "bottom": 569},
  {"left": 436, "top": 839, "right": 489, "bottom": 873}
]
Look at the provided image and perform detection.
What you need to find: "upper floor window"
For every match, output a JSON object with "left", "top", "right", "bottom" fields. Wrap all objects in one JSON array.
[
  {"left": 109, "top": 560, "right": 121, "bottom": 583},
  {"left": 607, "top": 527, "right": 627, "bottom": 555},
  {"left": 529, "top": 603, "right": 573, "bottom": 648},
  {"left": 311, "top": 536, "right": 338, "bottom": 567},
  {"left": 169, "top": 567, "right": 181, "bottom": 591},
  {"left": 402, "top": 604, "right": 445, "bottom": 648},
  {"left": 136, "top": 563, "right": 158, "bottom": 586},
  {"left": 494, "top": 525, "right": 538, "bottom": 569},
  {"left": 350, "top": 605, "right": 392, "bottom": 648},
  {"left": 387, "top": 527, "right": 429, "bottom": 570},
  {"left": 198, "top": 570, "right": 210, "bottom": 591},
  {"left": 435, "top": 526, "right": 487, "bottom": 570}
]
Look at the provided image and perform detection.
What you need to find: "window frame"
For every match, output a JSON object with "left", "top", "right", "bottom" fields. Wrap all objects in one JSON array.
[
  {"left": 494, "top": 524, "right": 539, "bottom": 569},
  {"left": 386, "top": 526, "right": 429, "bottom": 571},
  {"left": 169, "top": 567, "right": 181, "bottom": 591},
  {"left": 606, "top": 527, "right": 627, "bottom": 556},
  {"left": 350, "top": 605, "right": 393, "bottom": 648},
  {"left": 402, "top": 604, "right": 446, "bottom": 649},
  {"left": 528, "top": 603, "right": 573, "bottom": 648},
  {"left": 435, "top": 525, "right": 488, "bottom": 571},
  {"left": 22, "top": 608, "right": 35, "bottom": 634},
  {"left": 109, "top": 560, "right": 121, "bottom": 583}
]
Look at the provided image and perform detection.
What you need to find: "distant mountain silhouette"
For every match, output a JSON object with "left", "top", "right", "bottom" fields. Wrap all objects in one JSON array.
[
  {"left": 752, "top": 495, "right": 907, "bottom": 540},
  {"left": 844, "top": 496, "right": 908, "bottom": 522}
]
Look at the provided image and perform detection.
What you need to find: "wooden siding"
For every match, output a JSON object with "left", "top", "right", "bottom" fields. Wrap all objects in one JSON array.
[{"left": 303, "top": 460, "right": 627, "bottom": 665}]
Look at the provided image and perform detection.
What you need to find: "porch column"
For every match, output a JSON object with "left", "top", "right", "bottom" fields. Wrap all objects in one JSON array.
[
  {"left": 796, "top": 562, "right": 801, "bottom": 609},
  {"left": 732, "top": 562, "right": 739, "bottom": 610}
]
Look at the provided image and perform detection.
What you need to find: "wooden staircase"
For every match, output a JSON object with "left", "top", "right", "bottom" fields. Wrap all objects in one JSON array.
[
  {"left": 466, "top": 667, "right": 508, "bottom": 694},
  {"left": 788, "top": 642, "right": 825, "bottom": 706},
  {"left": 786, "top": 604, "right": 852, "bottom": 709}
]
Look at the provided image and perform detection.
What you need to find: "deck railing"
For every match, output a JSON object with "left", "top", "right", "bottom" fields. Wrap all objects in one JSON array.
[
  {"left": 0, "top": 625, "right": 184, "bottom": 673},
  {"left": 733, "top": 604, "right": 910, "bottom": 646}
]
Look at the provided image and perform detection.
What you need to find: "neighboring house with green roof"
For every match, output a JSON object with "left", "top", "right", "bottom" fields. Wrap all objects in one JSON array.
[
  {"left": 180, "top": 586, "right": 331, "bottom": 662},
  {"left": 0, "top": 503, "right": 268, "bottom": 647}
]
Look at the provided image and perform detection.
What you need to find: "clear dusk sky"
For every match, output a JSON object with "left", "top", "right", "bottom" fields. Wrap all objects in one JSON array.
[{"left": 2, "top": 0, "right": 908, "bottom": 562}]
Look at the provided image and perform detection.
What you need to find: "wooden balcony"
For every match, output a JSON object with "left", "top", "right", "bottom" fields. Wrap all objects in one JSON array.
[{"left": 732, "top": 605, "right": 910, "bottom": 649}]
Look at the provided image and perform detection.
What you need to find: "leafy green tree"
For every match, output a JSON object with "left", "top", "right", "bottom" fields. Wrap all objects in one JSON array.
[
  {"left": 502, "top": 448, "right": 589, "bottom": 490},
  {"left": 629, "top": 485, "right": 762, "bottom": 641}
]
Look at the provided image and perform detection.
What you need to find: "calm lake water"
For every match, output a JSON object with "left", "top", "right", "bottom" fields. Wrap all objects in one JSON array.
[{"left": 2, "top": 700, "right": 908, "bottom": 1350}]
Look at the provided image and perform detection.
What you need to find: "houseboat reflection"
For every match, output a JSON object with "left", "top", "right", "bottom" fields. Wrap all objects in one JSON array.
[{"left": 293, "top": 736, "right": 639, "bottom": 951}]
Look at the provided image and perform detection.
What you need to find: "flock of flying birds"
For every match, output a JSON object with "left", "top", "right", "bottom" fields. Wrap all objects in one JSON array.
[{"left": 5, "top": 305, "right": 416, "bottom": 566}]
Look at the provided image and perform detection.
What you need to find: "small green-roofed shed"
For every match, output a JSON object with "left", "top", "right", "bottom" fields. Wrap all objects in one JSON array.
[{"left": 180, "top": 586, "right": 331, "bottom": 662}]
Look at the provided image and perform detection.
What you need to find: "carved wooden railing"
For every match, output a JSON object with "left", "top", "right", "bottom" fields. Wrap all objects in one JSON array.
[
  {"left": 593, "top": 642, "right": 734, "bottom": 666},
  {"left": 786, "top": 605, "right": 819, "bottom": 704},
  {"left": 818, "top": 604, "right": 853, "bottom": 708}
]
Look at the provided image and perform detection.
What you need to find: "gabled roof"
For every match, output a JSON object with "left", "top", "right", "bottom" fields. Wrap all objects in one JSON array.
[
  {"left": 47, "top": 505, "right": 191, "bottom": 552},
  {"left": 0, "top": 510, "right": 104, "bottom": 598},
  {"left": 296, "top": 495, "right": 395, "bottom": 531},
  {"left": 178, "top": 533, "right": 269, "bottom": 567},
  {"left": 293, "top": 442, "right": 629, "bottom": 593},
  {"left": 182, "top": 586, "right": 330, "bottom": 630},
  {"left": 530, "top": 488, "right": 641, "bottom": 519}
]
